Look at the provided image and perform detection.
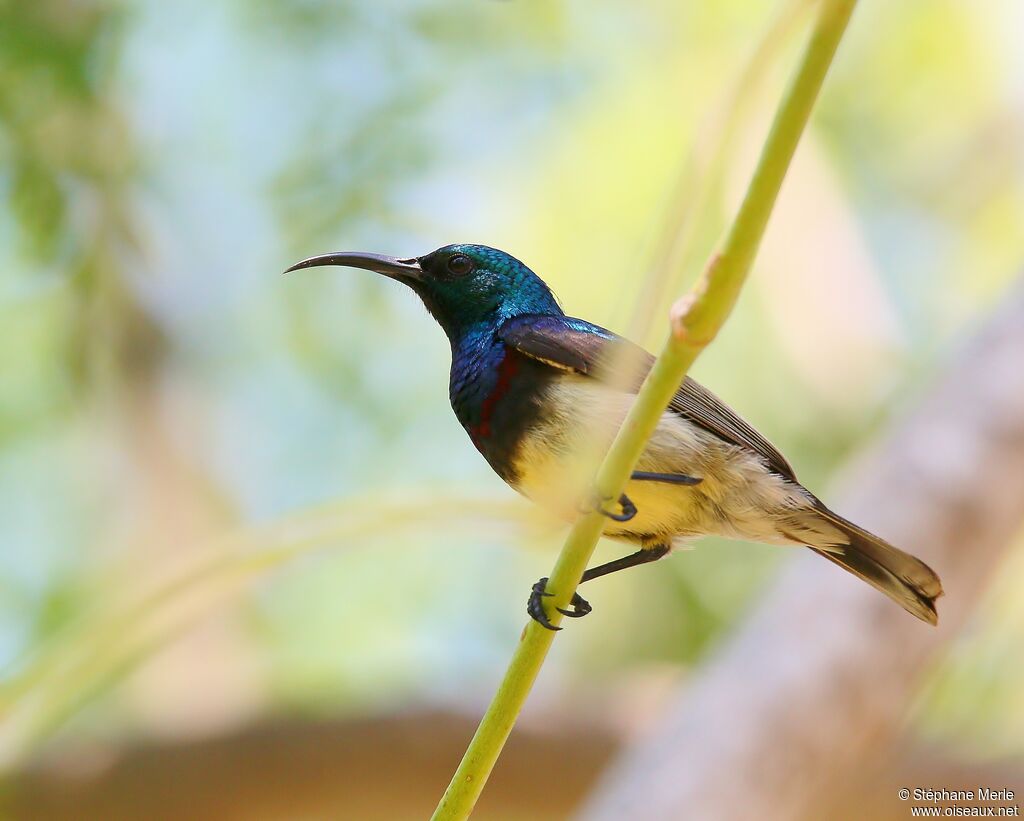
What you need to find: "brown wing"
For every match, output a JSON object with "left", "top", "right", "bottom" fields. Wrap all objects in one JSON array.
[
  {"left": 671, "top": 377, "right": 795, "bottom": 479},
  {"left": 498, "top": 314, "right": 796, "bottom": 480}
]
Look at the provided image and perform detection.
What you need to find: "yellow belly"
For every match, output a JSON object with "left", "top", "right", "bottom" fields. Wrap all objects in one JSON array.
[{"left": 511, "top": 376, "right": 829, "bottom": 548}]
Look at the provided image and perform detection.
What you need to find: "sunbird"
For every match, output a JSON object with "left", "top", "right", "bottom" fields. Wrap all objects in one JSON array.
[{"left": 286, "top": 244, "right": 943, "bottom": 629}]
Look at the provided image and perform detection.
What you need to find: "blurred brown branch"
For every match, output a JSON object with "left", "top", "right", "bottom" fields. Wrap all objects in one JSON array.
[
  {"left": 5, "top": 709, "right": 1023, "bottom": 820},
  {"left": 4, "top": 710, "right": 617, "bottom": 821},
  {"left": 578, "top": 277, "right": 1024, "bottom": 820}
]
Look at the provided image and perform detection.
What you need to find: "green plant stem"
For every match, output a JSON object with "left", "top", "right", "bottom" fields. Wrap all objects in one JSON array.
[{"left": 431, "top": 2, "right": 857, "bottom": 818}]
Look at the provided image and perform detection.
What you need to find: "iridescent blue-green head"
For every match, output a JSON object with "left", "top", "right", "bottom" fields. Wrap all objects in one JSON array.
[{"left": 285, "top": 243, "right": 562, "bottom": 343}]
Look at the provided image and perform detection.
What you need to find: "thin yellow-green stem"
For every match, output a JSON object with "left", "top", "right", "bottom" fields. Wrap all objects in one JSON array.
[{"left": 432, "top": 2, "right": 857, "bottom": 818}]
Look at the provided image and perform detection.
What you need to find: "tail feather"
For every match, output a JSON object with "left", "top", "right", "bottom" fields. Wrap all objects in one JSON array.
[{"left": 808, "top": 504, "right": 943, "bottom": 625}]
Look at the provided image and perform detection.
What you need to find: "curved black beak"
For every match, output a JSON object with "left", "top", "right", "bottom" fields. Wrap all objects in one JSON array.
[{"left": 283, "top": 252, "right": 423, "bottom": 282}]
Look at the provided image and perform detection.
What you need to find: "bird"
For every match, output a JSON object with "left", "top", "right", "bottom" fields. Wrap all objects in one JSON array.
[{"left": 285, "top": 243, "right": 943, "bottom": 629}]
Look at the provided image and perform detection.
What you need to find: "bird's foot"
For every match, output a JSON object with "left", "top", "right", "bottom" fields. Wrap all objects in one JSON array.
[
  {"left": 527, "top": 577, "right": 593, "bottom": 631},
  {"left": 581, "top": 491, "right": 637, "bottom": 522}
]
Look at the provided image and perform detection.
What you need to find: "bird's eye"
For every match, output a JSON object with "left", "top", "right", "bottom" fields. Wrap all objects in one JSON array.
[{"left": 446, "top": 254, "right": 474, "bottom": 276}]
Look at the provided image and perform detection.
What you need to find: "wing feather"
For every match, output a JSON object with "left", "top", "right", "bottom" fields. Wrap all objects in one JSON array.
[{"left": 498, "top": 314, "right": 796, "bottom": 480}]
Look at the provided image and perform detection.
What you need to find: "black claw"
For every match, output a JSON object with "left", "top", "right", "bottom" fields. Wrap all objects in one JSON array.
[
  {"left": 615, "top": 494, "right": 638, "bottom": 522},
  {"left": 556, "top": 592, "right": 592, "bottom": 618},
  {"left": 590, "top": 491, "right": 638, "bottom": 522},
  {"left": 528, "top": 578, "right": 561, "bottom": 631},
  {"left": 528, "top": 578, "right": 594, "bottom": 629}
]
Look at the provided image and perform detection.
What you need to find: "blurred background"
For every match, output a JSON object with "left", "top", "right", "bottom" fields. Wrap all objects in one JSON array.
[{"left": 1, "top": 0, "right": 1023, "bottom": 818}]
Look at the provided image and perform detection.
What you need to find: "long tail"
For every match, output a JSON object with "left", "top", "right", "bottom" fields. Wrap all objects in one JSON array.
[{"left": 807, "top": 503, "right": 943, "bottom": 625}]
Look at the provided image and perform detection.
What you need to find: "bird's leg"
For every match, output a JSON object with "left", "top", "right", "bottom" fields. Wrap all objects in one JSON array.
[
  {"left": 527, "top": 544, "right": 671, "bottom": 631},
  {"left": 631, "top": 470, "right": 702, "bottom": 486},
  {"left": 579, "top": 543, "right": 670, "bottom": 583}
]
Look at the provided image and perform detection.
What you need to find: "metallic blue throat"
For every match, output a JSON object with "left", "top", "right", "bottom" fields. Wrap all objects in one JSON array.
[{"left": 448, "top": 324, "right": 552, "bottom": 483}]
